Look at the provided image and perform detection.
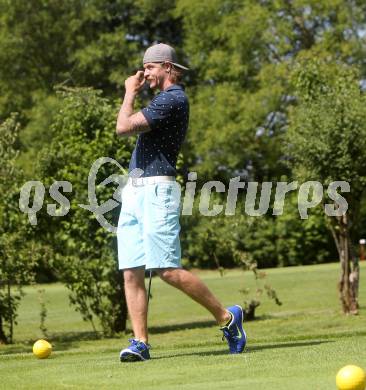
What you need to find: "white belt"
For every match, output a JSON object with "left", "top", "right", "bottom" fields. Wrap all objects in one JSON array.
[{"left": 128, "top": 176, "right": 175, "bottom": 187}]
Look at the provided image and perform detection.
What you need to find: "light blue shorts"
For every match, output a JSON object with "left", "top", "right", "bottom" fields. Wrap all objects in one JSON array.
[{"left": 117, "top": 179, "right": 182, "bottom": 270}]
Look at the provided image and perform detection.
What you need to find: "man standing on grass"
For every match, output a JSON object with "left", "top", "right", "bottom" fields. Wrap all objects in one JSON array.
[{"left": 116, "top": 43, "right": 246, "bottom": 361}]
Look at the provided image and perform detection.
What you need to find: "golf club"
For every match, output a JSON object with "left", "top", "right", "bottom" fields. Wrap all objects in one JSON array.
[{"left": 147, "top": 269, "right": 153, "bottom": 311}]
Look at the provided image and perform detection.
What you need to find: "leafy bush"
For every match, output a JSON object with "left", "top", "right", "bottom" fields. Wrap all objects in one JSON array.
[
  {"left": 35, "top": 87, "right": 135, "bottom": 334},
  {"left": 181, "top": 191, "right": 336, "bottom": 269}
]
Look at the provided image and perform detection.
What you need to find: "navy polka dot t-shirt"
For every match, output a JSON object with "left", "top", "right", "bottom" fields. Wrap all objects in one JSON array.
[{"left": 129, "top": 84, "right": 189, "bottom": 177}]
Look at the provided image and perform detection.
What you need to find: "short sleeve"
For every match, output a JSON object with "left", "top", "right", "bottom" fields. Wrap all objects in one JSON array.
[{"left": 141, "top": 92, "right": 178, "bottom": 132}]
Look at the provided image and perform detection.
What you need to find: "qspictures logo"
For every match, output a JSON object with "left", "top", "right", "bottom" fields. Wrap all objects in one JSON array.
[{"left": 18, "top": 157, "right": 350, "bottom": 233}]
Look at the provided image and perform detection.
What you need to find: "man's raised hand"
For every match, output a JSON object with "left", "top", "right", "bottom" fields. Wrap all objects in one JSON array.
[{"left": 125, "top": 71, "right": 145, "bottom": 95}]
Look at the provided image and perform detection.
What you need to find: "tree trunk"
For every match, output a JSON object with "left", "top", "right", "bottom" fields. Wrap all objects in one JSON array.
[
  {"left": 337, "top": 214, "right": 359, "bottom": 314},
  {"left": 0, "top": 314, "right": 8, "bottom": 344},
  {"left": 244, "top": 300, "right": 260, "bottom": 321},
  {"left": 348, "top": 233, "right": 359, "bottom": 314},
  {"left": 7, "top": 281, "right": 13, "bottom": 343}
]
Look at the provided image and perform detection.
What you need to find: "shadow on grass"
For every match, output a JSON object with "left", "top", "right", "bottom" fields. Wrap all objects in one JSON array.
[
  {"left": 49, "top": 330, "right": 102, "bottom": 343},
  {"left": 248, "top": 339, "right": 334, "bottom": 353},
  {"left": 153, "top": 349, "right": 230, "bottom": 359},
  {"left": 0, "top": 331, "right": 102, "bottom": 355},
  {"left": 0, "top": 344, "right": 32, "bottom": 356},
  {"left": 154, "top": 340, "right": 334, "bottom": 360},
  {"left": 148, "top": 314, "right": 278, "bottom": 335},
  {"left": 149, "top": 320, "right": 215, "bottom": 334},
  {"left": 42, "top": 330, "right": 105, "bottom": 353}
]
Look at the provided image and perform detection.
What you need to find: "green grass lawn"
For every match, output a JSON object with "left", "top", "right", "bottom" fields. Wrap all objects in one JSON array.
[{"left": 1, "top": 262, "right": 366, "bottom": 389}]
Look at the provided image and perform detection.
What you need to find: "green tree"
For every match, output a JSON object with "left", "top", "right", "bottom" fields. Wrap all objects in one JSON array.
[
  {"left": 35, "top": 87, "right": 134, "bottom": 334},
  {"left": 176, "top": 0, "right": 365, "bottom": 271},
  {"left": 287, "top": 58, "right": 366, "bottom": 314},
  {"left": 0, "top": 115, "right": 39, "bottom": 343},
  {"left": 0, "top": 0, "right": 183, "bottom": 120},
  {"left": 0, "top": 0, "right": 184, "bottom": 181},
  {"left": 176, "top": 0, "right": 366, "bottom": 182},
  {"left": 181, "top": 191, "right": 335, "bottom": 269}
]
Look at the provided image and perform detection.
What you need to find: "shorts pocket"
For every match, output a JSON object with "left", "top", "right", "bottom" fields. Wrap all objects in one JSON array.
[{"left": 152, "top": 183, "right": 181, "bottom": 212}]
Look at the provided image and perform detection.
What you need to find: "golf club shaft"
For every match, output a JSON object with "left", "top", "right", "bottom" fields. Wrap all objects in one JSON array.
[{"left": 147, "top": 269, "right": 152, "bottom": 310}]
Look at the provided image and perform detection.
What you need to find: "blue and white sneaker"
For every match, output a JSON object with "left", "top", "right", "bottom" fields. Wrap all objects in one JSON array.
[
  {"left": 221, "top": 305, "right": 247, "bottom": 354},
  {"left": 120, "top": 339, "right": 151, "bottom": 362}
]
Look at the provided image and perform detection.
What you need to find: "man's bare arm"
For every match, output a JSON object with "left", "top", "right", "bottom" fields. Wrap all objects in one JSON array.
[
  {"left": 116, "top": 71, "right": 150, "bottom": 137},
  {"left": 116, "top": 97, "right": 150, "bottom": 137}
]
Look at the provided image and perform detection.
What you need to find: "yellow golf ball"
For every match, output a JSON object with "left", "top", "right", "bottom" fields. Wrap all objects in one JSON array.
[
  {"left": 33, "top": 339, "right": 52, "bottom": 359},
  {"left": 336, "top": 365, "right": 366, "bottom": 390}
]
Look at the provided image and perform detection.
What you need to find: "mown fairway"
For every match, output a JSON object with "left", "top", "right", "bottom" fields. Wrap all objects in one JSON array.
[{"left": 1, "top": 262, "right": 366, "bottom": 389}]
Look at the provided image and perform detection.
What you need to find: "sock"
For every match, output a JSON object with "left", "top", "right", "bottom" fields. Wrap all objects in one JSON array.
[{"left": 220, "top": 313, "right": 233, "bottom": 328}]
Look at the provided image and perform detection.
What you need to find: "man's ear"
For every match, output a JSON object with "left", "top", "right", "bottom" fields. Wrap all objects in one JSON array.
[{"left": 163, "top": 62, "right": 172, "bottom": 73}]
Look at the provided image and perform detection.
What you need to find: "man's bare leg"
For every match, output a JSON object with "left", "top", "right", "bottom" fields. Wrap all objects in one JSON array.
[
  {"left": 156, "top": 268, "right": 231, "bottom": 326},
  {"left": 123, "top": 267, "right": 148, "bottom": 343}
]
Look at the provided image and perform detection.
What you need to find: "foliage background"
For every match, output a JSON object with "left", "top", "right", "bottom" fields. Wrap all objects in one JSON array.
[{"left": 1, "top": 0, "right": 366, "bottom": 338}]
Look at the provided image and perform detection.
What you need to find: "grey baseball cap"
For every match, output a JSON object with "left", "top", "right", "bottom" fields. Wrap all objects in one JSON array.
[{"left": 143, "top": 43, "right": 189, "bottom": 70}]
